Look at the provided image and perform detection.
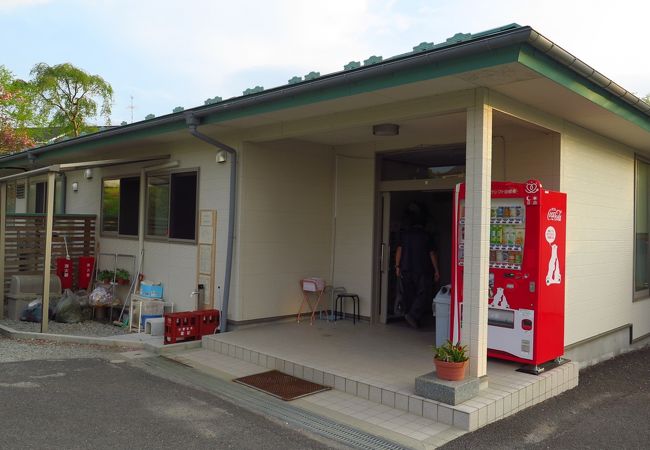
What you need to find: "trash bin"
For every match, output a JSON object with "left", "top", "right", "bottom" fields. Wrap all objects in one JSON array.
[{"left": 433, "top": 284, "right": 451, "bottom": 347}]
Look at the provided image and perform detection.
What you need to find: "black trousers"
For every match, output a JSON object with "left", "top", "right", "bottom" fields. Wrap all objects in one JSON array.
[{"left": 399, "top": 271, "right": 433, "bottom": 321}]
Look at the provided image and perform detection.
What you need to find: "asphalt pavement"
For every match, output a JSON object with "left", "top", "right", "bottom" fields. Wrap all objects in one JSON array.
[
  {"left": 441, "top": 345, "right": 650, "bottom": 449},
  {"left": 0, "top": 339, "right": 347, "bottom": 450}
]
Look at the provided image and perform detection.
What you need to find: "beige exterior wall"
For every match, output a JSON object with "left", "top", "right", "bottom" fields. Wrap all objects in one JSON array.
[
  {"left": 63, "top": 141, "right": 232, "bottom": 313},
  {"left": 565, "top": 123, "right": 650, "bottom": 342},
  {"left": 331, "top": 154, "right": 375, "bottom": 317},
  {"left": 238, "top": 140, "right": 334, "bottom": 321},
  {"left": 492, "top": 129, "right": 561, "bottom": 190},
  {"left": 492, "top": 91, "right": 650, "bottom": 347},
  {"left": 560, "top": 124, "right": 639, "bottom": 344}
]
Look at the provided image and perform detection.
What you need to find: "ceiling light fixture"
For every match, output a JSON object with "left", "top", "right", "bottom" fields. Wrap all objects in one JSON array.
[{"left": 372, "top": 123, "right": 399, "bottom": 136}]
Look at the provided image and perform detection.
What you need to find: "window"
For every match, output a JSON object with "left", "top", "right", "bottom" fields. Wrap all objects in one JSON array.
[
  {"left": 5, "top": 182, "right": 16, "bottom": 213},
  {"left": 26, "top": 176, "right": 64, "bottom": 214},
  {"left": 635, "top": 158, "right": 650, "bottom": 296},
  {"left": 146, "top": 170, "right": 198, "bottom": 241},
  {"left": 101, "top": 176, "right": 140, "bottom": 236},
  {"left": 29, "top": 181, "right": 47, "bottom": 213}
]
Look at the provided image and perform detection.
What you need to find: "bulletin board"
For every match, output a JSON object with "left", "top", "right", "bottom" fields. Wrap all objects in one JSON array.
[{"left": 196, "top": 210, "right": 217, "bottom": 309}]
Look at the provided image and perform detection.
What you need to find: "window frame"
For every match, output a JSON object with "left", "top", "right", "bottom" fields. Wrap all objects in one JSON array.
[
  {"left": 100, "top": 173, "right": 141, "bottom": 239},
  {"left": 634, "top": 155, "right": 650, "bottom": 301},
  {"left": 27, "top": 176, "right": 47, "bottom": 214},
  {"left": 144, "top": 167, "right": 199, "bottom": 244}
]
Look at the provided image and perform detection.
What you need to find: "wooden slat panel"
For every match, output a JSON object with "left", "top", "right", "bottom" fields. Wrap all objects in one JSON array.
[{"left": 3, "top": 214, "right": 96, "bottom": 292}]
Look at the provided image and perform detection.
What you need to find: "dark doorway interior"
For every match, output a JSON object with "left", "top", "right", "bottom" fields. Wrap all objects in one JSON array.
[{"left": 386, "top": 190, "right": 453, "bottom": 328}]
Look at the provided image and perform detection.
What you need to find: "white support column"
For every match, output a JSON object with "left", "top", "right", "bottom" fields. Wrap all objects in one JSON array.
[
  {"left": 462, "top": 91, "right": 492, "bottom": 379},
  {"left": 41, "top": 172, "right": 56, "bottom": 333}
]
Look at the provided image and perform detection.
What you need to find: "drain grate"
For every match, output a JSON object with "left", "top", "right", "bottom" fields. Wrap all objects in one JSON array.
[
  {"left": 142, "top": 357, "right": 410, "bottom": 450},
  {"left": 234, "top": 369, "right": 330, "bottom": 401}
]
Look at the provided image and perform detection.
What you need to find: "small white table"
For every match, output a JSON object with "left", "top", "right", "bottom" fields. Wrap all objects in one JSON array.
[{"left": 129, "top": 294, "right": 174, "bottom": 333}]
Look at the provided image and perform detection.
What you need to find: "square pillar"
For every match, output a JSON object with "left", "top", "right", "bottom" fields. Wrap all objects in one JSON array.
[{"left": 462, "top": 93, "right": 492, "bottom": 379}]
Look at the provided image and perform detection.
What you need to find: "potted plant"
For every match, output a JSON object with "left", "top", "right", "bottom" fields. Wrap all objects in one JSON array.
[
  {"left": 433, "top": 340, "right": 469, "bottom": 381},
  {"left": 115, "top": 268, "right": 130, "bottom": 285},
  {"left": 98, "top": 269, "right": 114, "bottom": 284}
]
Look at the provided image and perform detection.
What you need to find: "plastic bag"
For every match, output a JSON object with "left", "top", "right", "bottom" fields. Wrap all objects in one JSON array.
[
  {"left": 89, "top": 285, "right": 113, "bottom": 306},
  {"left": 54, "top": 289, "right": 82, "bottom": 323},
  {"left": 20, "top": 297, "right": 55, "bottom": 323}
]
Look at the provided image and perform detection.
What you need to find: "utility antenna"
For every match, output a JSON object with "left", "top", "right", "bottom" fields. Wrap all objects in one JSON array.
[{"left": 128, "top": 95, "right": 135, "bottom": 123}]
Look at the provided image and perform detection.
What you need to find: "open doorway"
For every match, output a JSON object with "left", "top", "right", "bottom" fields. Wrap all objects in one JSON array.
[
  {"left": 375, "top": 145, "right": 464, "bottom": 327},
  {"left": 378, "top": 190, "right": 453, "bottom": 328}
]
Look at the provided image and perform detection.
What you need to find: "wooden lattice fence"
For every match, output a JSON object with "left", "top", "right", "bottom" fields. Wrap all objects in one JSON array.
[{"left": 3, "top": 214, "right": 96, "bottom": 293}]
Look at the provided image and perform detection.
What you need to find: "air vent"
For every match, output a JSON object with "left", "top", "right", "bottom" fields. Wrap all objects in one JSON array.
[
  {"left": 16, "top": 183, "right": 25, "bottom": 199},
  {"left": 521, "top": 340, "right": 531, "bottom": 354}
]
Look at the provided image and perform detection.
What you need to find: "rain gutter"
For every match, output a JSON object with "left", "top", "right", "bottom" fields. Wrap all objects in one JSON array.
[
  {"left": 185, "top": 113, "right": 236, "bottom": 333},
  {"left": 525, "top": 30, "right": 650, "bottom": 115}
]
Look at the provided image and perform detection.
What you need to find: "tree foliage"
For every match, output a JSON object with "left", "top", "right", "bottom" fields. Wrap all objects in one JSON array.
[
  {"left": 0, "top": 66, "right": 37, "bottom": 153},
  {"left": 30, "top": 63, "right": 113, "bottom": 137}
]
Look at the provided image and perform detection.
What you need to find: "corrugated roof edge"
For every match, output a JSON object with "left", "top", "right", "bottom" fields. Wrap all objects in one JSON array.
[{"left": 1, "top": 24, "right": 648, "bottom": 165}]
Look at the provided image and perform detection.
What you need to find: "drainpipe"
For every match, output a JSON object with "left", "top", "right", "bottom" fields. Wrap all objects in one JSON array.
[{"left": 185, "top": 113, "right": 236, "bottom": 332}]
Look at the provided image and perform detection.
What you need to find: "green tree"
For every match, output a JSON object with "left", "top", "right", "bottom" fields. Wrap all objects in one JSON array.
[
  {"left": 0, "top": 65, "right": 38, "bottom": 153},
  {"left": 30, "top": 63, "right": 113, "bottom": 137}
]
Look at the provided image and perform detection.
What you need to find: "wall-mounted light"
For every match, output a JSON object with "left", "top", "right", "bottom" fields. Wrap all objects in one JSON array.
[
  {"left": 71, "top": 182, "right": 79, "bottom": 192},
  {"left": 216, "top": 150, "right": 228, "bottom": 164},
  {"left": 372, "top": 123, "right": 400, "bottom": 136},
  {"left": 84, "top": 168, "right": 93, "bottom": 179}
]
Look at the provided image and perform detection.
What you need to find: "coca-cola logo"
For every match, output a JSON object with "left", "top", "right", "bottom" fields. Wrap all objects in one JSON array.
[
  {"left": 547, "top": 208, "right": 563, "bottom": 221},
  {"left": 524, "top": 180, "right": 539, "bottom": 194}
]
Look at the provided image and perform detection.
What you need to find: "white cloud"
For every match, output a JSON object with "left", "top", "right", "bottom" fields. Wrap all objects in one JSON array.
[
  {"left": 0, "top": 0, "right": 50, "bottom": 11},
  {"left": 93, "top": 0, "right": 432, "bottom": 105}
]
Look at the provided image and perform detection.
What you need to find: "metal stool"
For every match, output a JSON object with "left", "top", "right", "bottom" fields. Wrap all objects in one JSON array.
[{"left": 335, "top": 293, "right": 360, "bottom": 324}]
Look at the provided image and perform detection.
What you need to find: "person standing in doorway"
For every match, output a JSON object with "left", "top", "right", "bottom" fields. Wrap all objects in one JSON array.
[{"left": 395, "top": 203, "right": 440, "bottom": 329}]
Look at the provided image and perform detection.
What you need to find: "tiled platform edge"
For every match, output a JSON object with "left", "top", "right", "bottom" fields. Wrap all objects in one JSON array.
[{"left": 202, "top": 335, "right": 579, "bottom": 431}]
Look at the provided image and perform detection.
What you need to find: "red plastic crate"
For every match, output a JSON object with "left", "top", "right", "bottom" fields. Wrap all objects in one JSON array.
[
  {"left": 196, "top": 309, "right": 220, "bottom": 336},
  {"left": 164, "top": 312, "right": 199, "bottom": 344}
]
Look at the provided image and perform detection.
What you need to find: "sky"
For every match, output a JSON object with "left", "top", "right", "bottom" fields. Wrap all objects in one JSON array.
[{"left": 1, "top": 0, "right": 649, "bottom": 126}]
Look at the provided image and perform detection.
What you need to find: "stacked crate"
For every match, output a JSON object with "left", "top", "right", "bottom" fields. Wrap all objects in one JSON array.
[{"left": 163, "top": 309, "right": 220, "bottom": 344}]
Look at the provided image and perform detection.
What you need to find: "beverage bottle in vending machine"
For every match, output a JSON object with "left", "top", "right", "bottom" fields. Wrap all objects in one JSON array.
[{"left": 515, "top": 229, "right": 524, "bottom": 246}]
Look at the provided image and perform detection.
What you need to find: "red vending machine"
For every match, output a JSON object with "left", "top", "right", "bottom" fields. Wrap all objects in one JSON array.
[{"left": 451, "top": 180, "right": 566, "bottom": 370}]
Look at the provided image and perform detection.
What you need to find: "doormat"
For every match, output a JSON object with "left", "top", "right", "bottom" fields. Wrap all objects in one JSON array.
[{"left": 233, "top": 370, "right": 331, "bottom": 401}]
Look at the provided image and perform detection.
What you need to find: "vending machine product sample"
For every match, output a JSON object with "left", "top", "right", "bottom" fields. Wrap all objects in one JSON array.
[{"left": 451, "top": 180, "right": 567, "bottom": 366}]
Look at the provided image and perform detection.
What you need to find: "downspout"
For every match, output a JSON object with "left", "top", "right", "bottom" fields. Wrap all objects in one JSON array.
[{"left": 185, "top": 113, "right": 236, "bottom": 332}]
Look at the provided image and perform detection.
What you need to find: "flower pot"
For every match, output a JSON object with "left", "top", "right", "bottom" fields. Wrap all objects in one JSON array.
[
  {"left": 117, "top": 278, "right": 130, "bottom": 286},
  {"left": 434, "top": 359, "right": 468, "bottom": 381}
]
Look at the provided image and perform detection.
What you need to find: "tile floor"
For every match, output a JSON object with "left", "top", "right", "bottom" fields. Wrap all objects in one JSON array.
[
  {"left": 174, "top": 348, "right": 466, "bottom": 448},
  {"left": 200, "top": 319, "right": 580, "bottom": 432}
]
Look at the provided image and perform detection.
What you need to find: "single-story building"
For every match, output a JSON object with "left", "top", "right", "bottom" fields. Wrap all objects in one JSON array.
[{"left": 0, "top": 24, "right": 648, "bottom": 381}]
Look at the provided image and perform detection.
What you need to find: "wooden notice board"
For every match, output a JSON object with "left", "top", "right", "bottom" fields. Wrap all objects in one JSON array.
[{"left": 196, "top": 210, "right": 217, "bottom": 309}]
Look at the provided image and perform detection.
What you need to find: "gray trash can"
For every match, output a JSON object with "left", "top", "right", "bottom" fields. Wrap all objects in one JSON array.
[{"left": 433, "top": 284, "right": 451, "bottom": 347}]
